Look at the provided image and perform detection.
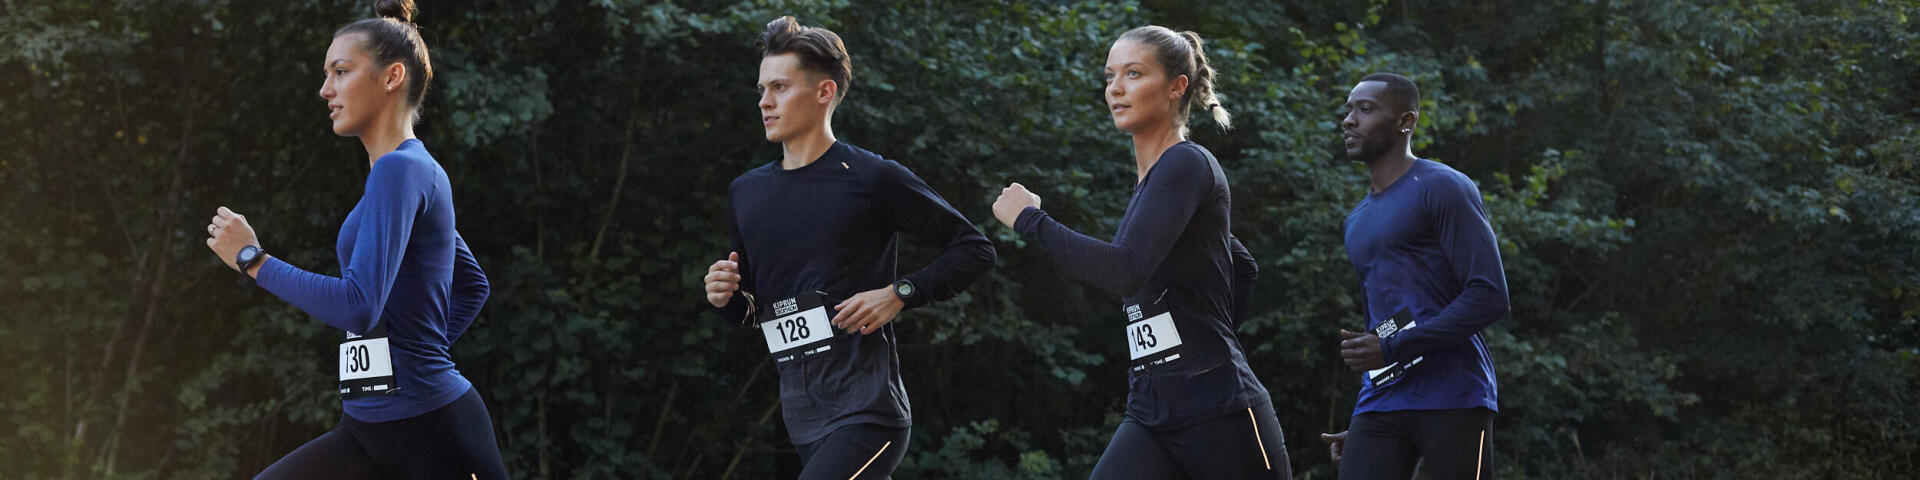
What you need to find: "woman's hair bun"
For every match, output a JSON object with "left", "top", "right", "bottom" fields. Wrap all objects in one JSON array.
[{"left": 374, "top": 0, "right": 416, "bottom": 23}]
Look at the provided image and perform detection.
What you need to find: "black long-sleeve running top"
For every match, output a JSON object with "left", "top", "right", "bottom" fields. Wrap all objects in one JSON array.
[
  {"left": 718, "top": 141, "right": 996, "bottom": 444},
  {"left": 1015, "top": 141, "right": 1271, "bottom": 430}
]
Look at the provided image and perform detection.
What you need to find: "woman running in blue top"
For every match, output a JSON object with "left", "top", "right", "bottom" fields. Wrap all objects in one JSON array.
[
  {"left": 992, "top": 26, "right": 1292, "bottom": 479},
  {"left": 203, "top": 1, "right": 507, "bottom": 478}
]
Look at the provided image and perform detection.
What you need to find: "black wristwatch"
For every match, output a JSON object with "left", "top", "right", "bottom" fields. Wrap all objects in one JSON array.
[
  {"left": 893, "top": 278, "right": 917, "bottom": 303},
  {"left": 235, "top": 245, "right": 265, "bottom": 274}
]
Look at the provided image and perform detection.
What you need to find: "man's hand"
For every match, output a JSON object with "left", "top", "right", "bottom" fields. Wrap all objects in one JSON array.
[
  {"left": 1319, "top": 430, "right": 1348, "bottom": 463},
  {"left": 1340, "top": 329, "right": 1387, "bottom": 372},
  {"left": 205, "top": 206, "right": 262, "bottom": 274},
  {"left": 831, "top": 286, "right": 904, "bottom": 335},
  {"left": 991, "top": 182, "right": 1042, "bottom": 228},
  {"left": 704, "top": 252, "right": 742, "bottom": 308}
]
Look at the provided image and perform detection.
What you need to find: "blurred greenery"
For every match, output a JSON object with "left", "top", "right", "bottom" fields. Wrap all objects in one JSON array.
[{"left": 3, "top": 0, "right": 1917, "bottom": 478}]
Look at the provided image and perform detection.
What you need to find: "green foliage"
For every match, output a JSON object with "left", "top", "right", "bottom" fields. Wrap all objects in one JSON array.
[{"left": 3, "top": 0, "right": 1916, "bottom": 478}]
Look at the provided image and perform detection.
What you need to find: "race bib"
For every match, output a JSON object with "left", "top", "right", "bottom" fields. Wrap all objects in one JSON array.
[
  {"left": 1124, "top": 296, "right": 1185, "bottom": 371},
  {"left": 339, "top": 323, "right": 399, "bottom": 399},
  {"left": 759, "top": 291, "right": 837, "bottom": 363},
  {"left": 1366, "top": 308, "right": 1425, "bottom": 388}
]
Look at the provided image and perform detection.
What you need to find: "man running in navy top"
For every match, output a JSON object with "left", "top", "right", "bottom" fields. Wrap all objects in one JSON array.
[
  {"left": 1319, "top": 73, "right": 1511, "bottom": 479},
  {"left": 700, "top": 16, "right": 995, "bottom": 480}
]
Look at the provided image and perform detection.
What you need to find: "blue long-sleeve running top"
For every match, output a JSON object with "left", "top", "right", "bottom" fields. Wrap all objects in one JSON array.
[
  {"left": 1342, "top": 158, "right": 1510, "bottom": 415},
  {"left": 256, "top": 139, "right": 489, "bottom": 423}
]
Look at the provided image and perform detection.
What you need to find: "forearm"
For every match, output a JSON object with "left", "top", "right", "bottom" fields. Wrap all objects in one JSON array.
[
  {"left": 254, "top": 257, "right": 381, "bottom": 334},
  {"left": 1016, "top": 207, "right": 1157, "bottom": 296},
  {"left": 899, "top": 232, "right": 995, "bottom": 309},
  {"left": 1383, "top": 283, "right": 1508, "bottom": 362}
]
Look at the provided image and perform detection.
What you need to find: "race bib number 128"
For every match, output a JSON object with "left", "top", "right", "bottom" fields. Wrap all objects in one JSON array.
[{"left": 760, "top": 292, "right": 837, "bottom": 363}]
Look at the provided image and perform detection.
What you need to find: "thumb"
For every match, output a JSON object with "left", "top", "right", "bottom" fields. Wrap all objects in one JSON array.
[
  {"left": 728, "top": 251, "right": 739, "bottom": 263},
  {"left": 1340, "top": 329, "right": 1365, "bottom": 339},
  {"left": 1320, "top": 433, "right": 1337, "bottom": 442}
]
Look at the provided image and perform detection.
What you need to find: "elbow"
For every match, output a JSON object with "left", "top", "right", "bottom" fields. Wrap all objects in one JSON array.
[
  {"left": 472, "top": 282, "right": 492, "bottom": 308},
  {"left": 1111, "top": 276, "right": 1150, "bottom": 297},
  {"left": 977, "top": 241, "right": 999, "bottom": 270},
  {"left": 1236, "top": 261, "right": 1259, "bottom": 283},
  {"left": 342, "top": 308, "right": 380, "bottom": 335}
]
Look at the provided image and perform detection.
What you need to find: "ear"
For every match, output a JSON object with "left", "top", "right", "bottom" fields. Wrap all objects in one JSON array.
[
  {"left": 815, "top": 77, "right": 839, "bottom": 106},
  {"left": 383, "top": 62, "right": 407, "bottom": 94},
  {"left": 1169, "top": 74, "right": 1190, "bottom": 102},
  {"left": 1399, "top": 110, "right": 1419, "bottom": 134}
]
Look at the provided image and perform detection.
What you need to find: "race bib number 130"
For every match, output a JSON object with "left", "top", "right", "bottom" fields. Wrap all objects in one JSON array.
[{"left": 339, "top": 323, "right": 398, "bottom": 399}]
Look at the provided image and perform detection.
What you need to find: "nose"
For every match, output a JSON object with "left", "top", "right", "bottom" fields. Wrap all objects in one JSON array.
[
  {"left": 758, "top": 89, "right": 774, "bottom": 111},
  {"left": 1341, "top": 109, "right": 1357, "bottom": 130},
  {"left": 319, "top": 78, "right": 334, "bottom": 101},
  {"left": 1106, "top": 77, "right": 1124, "bottom": 100}
]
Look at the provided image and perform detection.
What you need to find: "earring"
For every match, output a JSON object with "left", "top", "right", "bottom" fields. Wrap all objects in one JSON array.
[{"left": 1400, "top": 128, "right": 1411, "bottom": 134}]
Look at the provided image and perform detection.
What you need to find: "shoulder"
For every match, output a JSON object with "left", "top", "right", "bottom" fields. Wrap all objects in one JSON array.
[
  {"left": 1414, "top": 159, "right": 1485, "bottom": 208},
  {"left": 368, "top": 141, "right": 445, "bottom": 189},
  {"left": 728, "top": 161, "right": 779, "bottom": 191},
  {"left": 839, "top": 142, "right": 919, "bottom": 185},
  {"left": 1146, "top": 141, "right": 1222, "bottom": 185}
]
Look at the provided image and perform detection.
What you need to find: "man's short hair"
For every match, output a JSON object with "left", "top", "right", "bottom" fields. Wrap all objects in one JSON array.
[{"left": 1359, "top": 72, "right": 1419, "bottom": 113}]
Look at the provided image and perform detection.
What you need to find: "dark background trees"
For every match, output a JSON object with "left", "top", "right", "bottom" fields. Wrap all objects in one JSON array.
[{"left": 4, "top": 0, "right": 1915, "bottom": 478}]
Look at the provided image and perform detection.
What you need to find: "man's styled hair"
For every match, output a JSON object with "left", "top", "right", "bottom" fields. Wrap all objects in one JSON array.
[{"left": 758, "top": 16, "right": 852, "bottom": 105}]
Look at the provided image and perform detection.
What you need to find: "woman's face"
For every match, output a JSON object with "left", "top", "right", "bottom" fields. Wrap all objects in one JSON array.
[
  {"left": 317, "top": 34, "right": 397, "bottom": 137},
  {"left": 1104, "top": 39, "right": 1184, "bottom": 135}
]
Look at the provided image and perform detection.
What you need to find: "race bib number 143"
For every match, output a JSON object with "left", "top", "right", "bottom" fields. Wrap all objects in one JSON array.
[{"left": 1124, "top": 298, "right": 1185, "bottom": 371}]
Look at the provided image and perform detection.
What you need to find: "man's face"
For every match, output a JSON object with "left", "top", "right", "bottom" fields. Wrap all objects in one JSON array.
[
  {"left": 757, "top": 53, "right": 833, "bottom": 143},
  {"left": 1342, "top": 81, "right": 1406, "bottom": 162}
]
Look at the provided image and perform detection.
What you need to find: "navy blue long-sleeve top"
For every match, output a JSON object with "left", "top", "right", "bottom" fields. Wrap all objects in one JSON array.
[
  {"left": 1015, "top": 141, "right": 1272, "bottom": 430},
  {"left": 256, "top": 139, "right": 489, "bottom": 423},
  {"left": 719, "top": 142, "right": 996, "bottom": 444},
  {"left": 1343, "top": 158, "right": 1510, "bottom": 415}
]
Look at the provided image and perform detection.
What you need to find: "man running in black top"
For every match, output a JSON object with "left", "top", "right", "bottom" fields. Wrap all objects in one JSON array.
[{"left": 700, "top": 16, "right": 996, "bottom": 480}]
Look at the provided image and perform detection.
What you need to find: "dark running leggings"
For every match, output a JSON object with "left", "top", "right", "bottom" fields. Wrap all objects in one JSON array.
[
  {"left": 795, "top": 423, "right": 911, "bottom": 480},
  {"left": 256, "top": 387, "right": 508, "bottom": 480},
  {"left": 1088, "top": 402, "right": 1293, "bottom": 479},
  {"left": 1338, "top": 407, "right": 1495, "bottom": 480}
]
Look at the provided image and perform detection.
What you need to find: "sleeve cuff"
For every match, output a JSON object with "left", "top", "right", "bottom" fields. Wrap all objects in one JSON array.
[
  {"left": 1014, "top": 206, "right": 1046, "bottom": 238},
  {"left": 253, "top": 256, "right": 291, "bottom": 292}
]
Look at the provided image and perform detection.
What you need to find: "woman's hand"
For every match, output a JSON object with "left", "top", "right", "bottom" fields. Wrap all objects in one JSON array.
[
  {"left": 991, "top": 182, "right": 1042, "bottom": 228},
  {"left": 205, "top": 206, "right": 262, "bottom": 274}
]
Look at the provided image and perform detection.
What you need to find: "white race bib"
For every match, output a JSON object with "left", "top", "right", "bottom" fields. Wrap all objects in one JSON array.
[
  {"left": 338, "top": 324, "right": 399, "bottom": 399},
  {"left": 759, "top": 292, "right": 837, "bottom": 363},
  {"left": 1365, "top": 308, "right": 1425, "bottom": 387},
  {"left": 1124, "top": 297, "right": 1185, "bottom": 370}
]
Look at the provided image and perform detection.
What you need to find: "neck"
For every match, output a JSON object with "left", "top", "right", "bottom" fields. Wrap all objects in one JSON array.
[
  {"left": 1364, "top": 146, "right": 1418, "bottom": 193},
  {"left": 1129, "top": 122, "right": 1185, "bottom": 183},
  {"left": 780, "top": 121, "right": 837, "bottom": 170},
  {"left": 360, "top": 113, "right": 416, "bottom": 167}
]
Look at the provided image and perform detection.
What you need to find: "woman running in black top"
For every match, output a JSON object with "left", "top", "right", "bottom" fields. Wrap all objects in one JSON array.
[{"left": 992, "top": 26, "right": 1291, "bottom": 479}]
